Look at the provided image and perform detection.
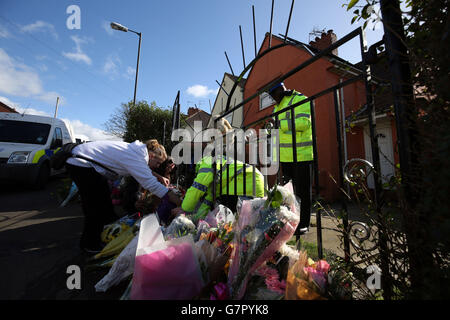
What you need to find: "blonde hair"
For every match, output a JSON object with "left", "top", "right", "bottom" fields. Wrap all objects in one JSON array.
[{"left": 145, "top": 139, "right": 167, "bottom": 160}]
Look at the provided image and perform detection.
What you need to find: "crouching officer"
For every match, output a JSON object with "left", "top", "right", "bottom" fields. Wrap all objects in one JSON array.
[{"left": 172, "top": 155, "right": 265, "bottom": 221}]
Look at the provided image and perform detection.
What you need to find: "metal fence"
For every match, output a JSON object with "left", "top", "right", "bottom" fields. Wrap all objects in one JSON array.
[{"left": 208, "top": 27, "right": 385, "bottom": 260}]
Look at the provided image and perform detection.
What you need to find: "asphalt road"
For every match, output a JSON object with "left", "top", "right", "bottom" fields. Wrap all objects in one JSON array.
[{"left": 0, "top": 176, "right": 128, "bottom": 300}]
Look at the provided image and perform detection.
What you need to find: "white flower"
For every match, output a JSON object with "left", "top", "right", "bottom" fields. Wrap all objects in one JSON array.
[
  {"left": 245, "top": 229, "right": 263, "bottom": 244},
  {"left": 276, "top": 205, "right": 299, "bottom": 223},
  {"left": 279, "top": 244, "right": 300, "bottom": 265},
  {"left": 276, "top": 185, "right": 297, "bottom": 207}
]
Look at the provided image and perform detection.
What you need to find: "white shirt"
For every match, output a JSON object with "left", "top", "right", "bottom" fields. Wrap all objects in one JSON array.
[{"left": 66, "top": 140, "right": 168, "bottom": 198}]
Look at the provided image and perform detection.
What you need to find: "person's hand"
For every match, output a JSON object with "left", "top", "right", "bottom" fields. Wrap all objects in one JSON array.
[
  {"left": 171, "top": 207, "right": 185, "bottom": 217},
  {"left": 160, "top": 176, "right": 170, "bottom": 187},
  {"left": 167, "top": 189, "right": 182, "bottom": 207},
  {"left": 154, "top": 173, "right": 170, "bottom": 187}
]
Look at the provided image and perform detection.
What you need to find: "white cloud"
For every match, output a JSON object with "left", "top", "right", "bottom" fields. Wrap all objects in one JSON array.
[
  {"left": 63, "top": 119, "right": 121, "bottom": 141},
  {"left": 102, "top": 21, "right": 114, "bottom": 36},
  {"left": 38, "top": 91, "right": 65, "bottom": 106},
  {"left": 0, "top": 48, "right": 43, "bottom": 97},
  {"left": 21, "top": 20, "right": 58, "bottom": 40},
  {"left": 0, "top": 48, "right": 64, "bottom": 105},
  {"left": 186, "top": 85, "right": 217, "bottom": 98},
  {"left": 62, "top": 35, "right": 92, "bottom": 65},
  {"left": 35, "top": 55, "right": 48, "bottom": 61},
  {"left": 38, "top": 64, "right": 48, "bottom": 72},
  {"left": 103, "top": 54, "right": 121, "bottom": 78},
  {"left": 0, "top": 24, "right": 11, "bottom": 38},
  {"left": 124, "top": 66, "right": 135, "bottom": 79}
]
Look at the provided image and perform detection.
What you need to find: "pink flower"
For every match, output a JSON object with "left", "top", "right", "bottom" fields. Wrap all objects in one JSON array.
[
  {"left": 304, "top": 267, "right": 327, "bottom": 290},
  {"left": 210, "top": 282, "right": 228, "bottom": 300},
  {"left": 316, "top": 260, "right": 330, "bottom": 274},
  {"left": 256, "top": 265, "right": 286, "bottom": 295}
]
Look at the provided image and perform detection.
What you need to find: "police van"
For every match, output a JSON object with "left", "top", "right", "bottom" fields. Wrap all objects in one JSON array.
[{"left": 0, "top": 112, "right": 76, "bottom": 189}]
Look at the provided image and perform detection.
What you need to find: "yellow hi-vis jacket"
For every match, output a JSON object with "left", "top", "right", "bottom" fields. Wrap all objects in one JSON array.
[
  {"left": 181, "top": 156, "right": 265, "bottom": 220},
  {"left": 272, "top": 90, "right": 314, "bottom": 162}
]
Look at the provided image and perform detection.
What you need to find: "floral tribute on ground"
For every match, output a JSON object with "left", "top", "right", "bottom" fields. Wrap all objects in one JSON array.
[{"left": 88, "top": 182, "right": 342, "bottom": 300}]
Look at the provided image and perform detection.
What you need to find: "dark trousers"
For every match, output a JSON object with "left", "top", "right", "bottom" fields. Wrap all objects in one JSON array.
[
  {"left": 281, "top": 161, "right": 313, "bottom": 233},
  {"left": 66, "top": 164, "right": 117, "bottom": 249}
]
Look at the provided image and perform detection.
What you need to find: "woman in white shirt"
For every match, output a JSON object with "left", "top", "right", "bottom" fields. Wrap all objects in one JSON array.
[{"left": 66, "top": 139, "right": 181, "bottom": 253}]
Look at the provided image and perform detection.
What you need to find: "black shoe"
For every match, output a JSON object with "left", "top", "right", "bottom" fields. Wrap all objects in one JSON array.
[
  {"left": 80, "top": 244, "right": 104, "bottom": 255},
  {"left": 295, "top": 227, "right": 309, "bottom": 236}
]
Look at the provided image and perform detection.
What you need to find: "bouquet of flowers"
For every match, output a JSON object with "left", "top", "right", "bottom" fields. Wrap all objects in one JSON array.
[
  {"left": 195, "top": 219, "right": 235, "bottom": 286},
  {"left": 227, "top": 182, "right": 300, "bottom": 299},
  {"left": 285, "top": 251, "right": 330, "bottom": 300},
  {"left": 162, "top": 214, "right": 196, "bottom": 240}
]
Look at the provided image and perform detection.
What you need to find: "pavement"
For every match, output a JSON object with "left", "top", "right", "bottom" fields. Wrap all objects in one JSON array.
[
  {"left": 0, "top": 176, "right": 127, "bottom": 300},
  {"left": 0, "top": 175, "right": 376, "bottom": 300}
]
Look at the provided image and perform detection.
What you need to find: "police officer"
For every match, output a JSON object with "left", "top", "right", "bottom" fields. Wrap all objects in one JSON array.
[
  {"left": 268, "top": 82, "right": 313, "bottom": 235},
  {"left": 175, "top": 155, "right": 265, "bottom": 222}
]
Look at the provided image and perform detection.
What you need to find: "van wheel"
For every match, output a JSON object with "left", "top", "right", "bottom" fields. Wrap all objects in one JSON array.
[{"left": 33, "top": 163, "right": 50, "bottom": 190}]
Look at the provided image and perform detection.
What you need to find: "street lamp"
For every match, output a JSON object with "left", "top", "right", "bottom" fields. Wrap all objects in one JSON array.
[{"left": 110, "top": 22, "right": 141, "bottom": 107}]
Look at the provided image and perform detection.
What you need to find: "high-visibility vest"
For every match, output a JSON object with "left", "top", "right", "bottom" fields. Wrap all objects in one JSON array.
[
  {"left": 272, "top": 90, "right": 314, "bottom": 162},
  {"left": 181, "top": 156, "right": 265, "bottom": 220}
]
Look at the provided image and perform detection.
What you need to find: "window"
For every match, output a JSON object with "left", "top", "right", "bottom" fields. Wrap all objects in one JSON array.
[
  {"left": 259, "top": 92, "right": 276, "bottom": 110},
  {"left": 0, "top": 120, "right": 51, "bottom": 145},
  {"left": 51, "top": 127, "right": 63, "bottom": 148}
]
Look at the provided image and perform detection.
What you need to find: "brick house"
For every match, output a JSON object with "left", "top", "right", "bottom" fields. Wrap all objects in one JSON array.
[
  {"left": 183, "top": 107, "right": 211, "bottom": 139},
  {"left": 241, "top": 30, "right": 397, "bottom": 202},
  {"left": 0, "top": 101, "right": 18, "bottom": 113}
]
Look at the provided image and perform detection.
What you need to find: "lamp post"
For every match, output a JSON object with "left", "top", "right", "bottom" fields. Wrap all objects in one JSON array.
[{"left": 111, "top": 22, "right": 141, "bottom": 107}]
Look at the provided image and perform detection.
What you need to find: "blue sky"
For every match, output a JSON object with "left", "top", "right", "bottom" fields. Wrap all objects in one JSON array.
[{"left": 0, "top": 0, "right": 383, "bottom": 140}]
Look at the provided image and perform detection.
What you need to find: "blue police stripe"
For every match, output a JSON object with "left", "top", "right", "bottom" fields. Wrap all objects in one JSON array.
[
  {"left": 202, "top": 199, "right": 213, "bottom": 207},
  {"left": 198, "top": 168, "right": 213, "bottom": 174},
  {"left": 45, "top": 149, "right": 54, "bottom": 157},
  {"left": 192, "top": 181, "right": 208, "bottom": 192}
]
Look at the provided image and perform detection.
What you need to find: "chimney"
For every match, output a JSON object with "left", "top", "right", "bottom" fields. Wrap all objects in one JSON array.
[
  {"left": 309, "top": 29, "right": 338, "bottom": 56},
  {"left": 187, "top": 107, "right": 200, "bottom": 117}
]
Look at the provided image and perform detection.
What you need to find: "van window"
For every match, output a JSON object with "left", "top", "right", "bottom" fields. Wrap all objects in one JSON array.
[
  {"left": 0, "top": 120, "right": 51, "bottom": 145},
  {"left": 51, "top": 127, "right": 63, "bottom": 148}
]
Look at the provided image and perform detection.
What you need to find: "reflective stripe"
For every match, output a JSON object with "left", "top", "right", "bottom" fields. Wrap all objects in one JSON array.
[
  {"left": 296, "top": 113, "right": 310, "bottom": 118},
  {"left": 198, "top": 168, "right": 213, "bottom": 174},
  {"left": 279, "top": 141, "right": 313, "bottom": 148},
  {"left": 192, "top": 181, "right": 208, "bottom": 192},
  {"left": 287, "top": 95, "right": 296, "bottom": 107},
  {"left": 32, "top": 149, "right": 45, "bottom": 164},
  {"left": 280, "top": 118, "right": 292, "bottom": 131},
  {"left": 202, "top": 199, "right": 213, "bottom": 207},
  {"left": 234, "top": 164, "right": 252, "bottom": 177}
]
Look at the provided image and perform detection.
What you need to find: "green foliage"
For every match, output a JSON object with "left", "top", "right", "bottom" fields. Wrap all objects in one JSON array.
[
  {"left": 104, "top": 100, "right": 184, "bottom": 153},
  {"left": 264, "top": 185, "right": 283, "bottom": 209},
  {"left": 342, "top": 0, "right": 450, "bottom": 300}
]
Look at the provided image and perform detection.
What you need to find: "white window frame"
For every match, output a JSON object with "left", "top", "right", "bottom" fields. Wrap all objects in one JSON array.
[{"left": 259, "top": 92, "right": 276, "bottom": 110}]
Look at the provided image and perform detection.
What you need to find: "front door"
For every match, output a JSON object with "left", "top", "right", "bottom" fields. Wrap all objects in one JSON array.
[{"left": 364, "top": 120, "right": 395, "bottom": 189}]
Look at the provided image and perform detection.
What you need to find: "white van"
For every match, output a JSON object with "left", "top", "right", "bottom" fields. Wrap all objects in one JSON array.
[{"left": 0, "top": 112, "right": 75, "bottom": 189}]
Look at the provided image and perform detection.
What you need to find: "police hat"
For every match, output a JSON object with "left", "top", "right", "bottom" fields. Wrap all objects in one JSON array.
[{"left": 268, "top": 82, "right": 284, "bottom": 94}]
